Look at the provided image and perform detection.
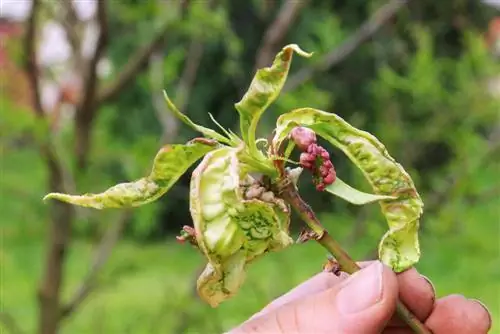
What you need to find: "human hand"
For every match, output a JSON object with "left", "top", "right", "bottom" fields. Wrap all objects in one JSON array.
[{"left": 230, "top": 261, "right": 492, "bottom": 333}]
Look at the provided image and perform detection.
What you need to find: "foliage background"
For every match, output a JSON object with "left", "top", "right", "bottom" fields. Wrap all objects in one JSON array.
[{"left": 1, "top": 0, "right": 499, "bottom": 333}]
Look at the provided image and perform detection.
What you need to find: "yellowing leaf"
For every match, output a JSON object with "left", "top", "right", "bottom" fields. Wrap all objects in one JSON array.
[
  {"left": 273, "top": 108, "right": 423, "bottom": 272},
  {"left": 43, "top": 139, "right": 217, "bottom": 209},
  {"left": 190, "top": 147, "right": 292, "bottom": 306},
  {"left": 235, "top": 44, "right": 312, "bottom": 158},
  {"left": 325, "top": 177, "right": 397, "bottom": 205}
]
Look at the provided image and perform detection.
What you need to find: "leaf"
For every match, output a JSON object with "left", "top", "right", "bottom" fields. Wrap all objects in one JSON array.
[
  {"left": 235, "top": 44, "right": 312, "bottom": 157},
  {"left": 163, "top": 91, "right": 231, "bottom": 145},
  {"left": 325, "top": 177, "right": 397, "bottom": 205},
  {"left": 273, "top": 108, "right": 423, "bottom": 272},
  {"left": 190, "top": 147, "right": 292, "bottom": 306},
  {"left": 43, "top": 138, "right": 218, "bottom": 209}
]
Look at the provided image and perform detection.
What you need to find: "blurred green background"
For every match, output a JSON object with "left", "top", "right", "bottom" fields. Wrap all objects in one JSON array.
[{"left": 1, "top": 0, "right": 499, "bottom": 333}]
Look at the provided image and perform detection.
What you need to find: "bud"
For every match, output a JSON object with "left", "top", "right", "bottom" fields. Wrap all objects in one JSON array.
[{"left": 290, "top": 127, "right": 317, "bottom": 151}]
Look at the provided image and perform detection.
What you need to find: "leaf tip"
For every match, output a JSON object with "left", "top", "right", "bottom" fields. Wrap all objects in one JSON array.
[{"left": 284, "top": 44, "right": 313, "bottom": 58}]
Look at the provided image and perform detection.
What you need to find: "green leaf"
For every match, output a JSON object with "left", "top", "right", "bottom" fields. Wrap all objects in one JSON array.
[
  {"left": 325, "top": 177, "right": 397, "bottom": 205},
  {"left": 273, "top": 108, "right": 423, "bottom": 272},
  {"left": 163, "top": 91, "right": 231, "bottom": 145},
  {"left": 235, "top": 44, "right": 312, "bottom": 158},
  {"left": 190, "top": 147, "right": 292, "bottom": 306},
  {"left": 43, "top": 138, "right": 218, "bottom": 209}
]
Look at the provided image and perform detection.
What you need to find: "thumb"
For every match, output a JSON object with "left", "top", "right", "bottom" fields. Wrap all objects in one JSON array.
[{"left": 233, "top": 261, "right": 399, "bottom": 334}]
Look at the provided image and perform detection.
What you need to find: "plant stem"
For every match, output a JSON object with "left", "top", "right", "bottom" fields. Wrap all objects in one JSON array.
[{"left": 279, "top": 181, "right": 431, "bottom": 334}]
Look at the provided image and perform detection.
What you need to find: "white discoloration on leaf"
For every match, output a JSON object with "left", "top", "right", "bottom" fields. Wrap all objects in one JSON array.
[
  {"left": 325, "top": 177, "right": 397, "bottom": 205},
  {"left": 190, "top": 147, "right": 292, "bottom": 306},
  {"left": 43, "top": 139, "right": 217, "bottom": 209},
  {"left": 273, "top": 108, "right": 423, "bottom": 272}
]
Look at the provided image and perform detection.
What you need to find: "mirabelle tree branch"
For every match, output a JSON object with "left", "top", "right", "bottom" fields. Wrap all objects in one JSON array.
[
  {"left": 79, "top": 0, "right": 108, "bottom": 114},
  {"left": 96, "top": 21, "right": 171, "bottom": 105},
  {"left": 175, "top": 39, "right": 205, "bottom": 113},
  {"left": 60, "top": 211, "right": 131, "bottom": 319},
  {"left": 255, "top": 0, "right": 308, "bottom": 69},
  {"left": 25, "top": 0, "right": 44, "bottom": 117},
  {"left": 278, "top": 179, "right": 430, "bottom": 334},
  {"left": 283, "top": 0, "right": 409, "bottom": 92}
]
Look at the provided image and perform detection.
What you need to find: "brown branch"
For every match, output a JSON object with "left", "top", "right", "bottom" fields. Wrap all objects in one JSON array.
[
  {"left": 283, "top": 0, "right": 409, "bottom": 92},
  {"left": 60, "top": 211, "right": 131, "bottom": 319},
  {"left": 255, "top": 0, "right": 308, "bottom": 69},
  {"left": 279, "top": 181, "right": 431, "bottom": 333},
  {"left": 79, "top": 0, "right": 108, "bottom": 113},
  {"left": 96, "top": 21, "right": 171, "bottom": 105},
  {"left": 175, "top": 39, "right": 205, "bottom": 113},
  {"left": 26, "top": 3, "right": 76, "bottom": 334},
  {"left": 25, "top": 0, "right": 44, "bottom": 117},
  {"left": 0, "top": 312, "right": 25, "bottom": 334},
  {"left": 74, "top": 0, "right": 108, "bottom": 169},
  {"left": 150, "top": 51, "right": 179, "bottom": 144}
]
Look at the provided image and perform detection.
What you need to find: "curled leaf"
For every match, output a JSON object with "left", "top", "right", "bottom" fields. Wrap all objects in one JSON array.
[
  {"left": 235, "top": 44, "right": 312, "bottom": 158},
  {"left": 190, "top": 147, "right": 292, "bottom": 306},
  {"left": 273, "top": 108, "right": 423, "bottom": 272},
  {"left": 325, "top": 177, "right": 397, "bottom": 205},
  {"left": 43, "top": 139, "right": 217, "bottom": 209}
]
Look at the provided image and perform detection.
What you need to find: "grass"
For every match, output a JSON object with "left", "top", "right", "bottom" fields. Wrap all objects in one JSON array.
[
  {"left": 2, "top": 229, "right": 499, "bottom": 333},
  {"left": 1, "top": 145, "right": 499, "bottom": 333}
]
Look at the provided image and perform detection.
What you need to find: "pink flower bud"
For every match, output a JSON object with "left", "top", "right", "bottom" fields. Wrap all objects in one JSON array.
[
  {"left": 323, "top": 160, "right": 333, "bottom": 168},
  {"left": 319, "top": 165, "right": 330, "bottom": 177},
  {"left": 320, "top": 150, "right": 330, "bottom": 160},
  {"left": 290, "top": 127, "right": 317, "bottom": 151},
  {"left": 300, "top": 152, "right": 316, "bottom": 163},
  {"left": 324, "top": 173, "right": 336, "bottom": 185},
  {"left": 316, "top": 183, "right": 326, "bottom": 191}
]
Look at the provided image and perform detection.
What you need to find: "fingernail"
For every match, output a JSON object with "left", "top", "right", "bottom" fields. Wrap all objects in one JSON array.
[
  {"left": 337, "top": 261, "right": 384, "bottom": 314},
  {"left": 470, "top": 299, "right": 492, "bottom": 331},
  {"left": 420, "top": 274, "right": 436, "bottom": 302}
]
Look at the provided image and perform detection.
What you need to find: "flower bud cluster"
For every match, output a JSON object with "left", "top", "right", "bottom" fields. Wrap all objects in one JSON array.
[{"left": 290, "top": 127, "right": 336, "bottom": 191}]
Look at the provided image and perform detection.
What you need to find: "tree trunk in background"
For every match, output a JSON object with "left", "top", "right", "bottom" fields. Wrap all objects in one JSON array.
[{"left": 37, "top": 150, "right": 75, "bottom": 334}]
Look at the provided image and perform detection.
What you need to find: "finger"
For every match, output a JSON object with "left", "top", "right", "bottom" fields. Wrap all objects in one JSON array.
[
  {"left": 425, "top": 295, "right": 492, "bottom": 334},
  {"left": 255, "top": 271, "right": 348, "bottom": 317},
  {"left": 231, "top": 262, "right": 400, "bottom": 334},
  {"left": 386, "top": 269, "right": 436, "bottom": 328},
  {"left": 256, "top": 261, "right": 377, "bottom": 317}
]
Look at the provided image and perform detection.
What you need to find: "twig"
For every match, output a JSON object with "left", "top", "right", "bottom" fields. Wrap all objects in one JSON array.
[
  {"left": 0, "top": 312, "right": 25, "bottom": 334},
  {"left": 25, "top": 0, "right": 44, "bottom": 117},
  {"left": 26, "top": 4, "right": 76, "bottom": 334},
  {"left": 60, "top": 211, "right": 131, "bottom": 319},
  {"left": 74, "top": 0, "right": 108, "bottom": 169},
  {"left": 278, "top": 180, "right": 431, "bottom": 333},
  {"left": 255, "top": 0, "right": 308, "bottom": 69},
  {"left": 79, "top": 0, "right": 108, "bottom": 113},
  {"left": 96, "top": 21, "right": 171, "bottom": 105},
  {"left": 283, "top": 0, "right": 409, "bottom": 92},
  {"left": 150, "top": 51, "right": 179, "bottom": 144},
  {"left": 175, "top": 39, "right": 205, "bottom": 113}
]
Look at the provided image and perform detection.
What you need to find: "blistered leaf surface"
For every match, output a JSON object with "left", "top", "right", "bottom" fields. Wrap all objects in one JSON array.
[
  {"left": 325, "top": 177, "right": 397, "bottom": 205},
  {"left": 235, "top": 44, "right": 311, "bottom": 157},
  {"left": 273, "top": 108, "right": 423, "bottom": 272},
  {"left": 44, "top": 139, "right": 217, "bottom": 209},
  {"left": 190, "top": 147, "right": 292, "bottom": 306}
]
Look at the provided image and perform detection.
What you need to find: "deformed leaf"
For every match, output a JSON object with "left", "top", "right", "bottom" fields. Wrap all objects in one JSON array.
[
  {"left": 325, "top": 177, "right": 397, "bottom": 205},
  {"left": 235, "top": 44, "right": 312, "bottom": 157},
  {"left": 43, "top": 139, "right": 217, "bottom": 209},
  {"left": 190, "top": 147, "right": 292, "bottom": 306},
  {"left": 273, "top": 108, "right": 423, "bottom": 272}
]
